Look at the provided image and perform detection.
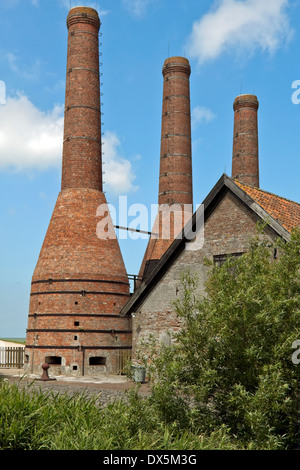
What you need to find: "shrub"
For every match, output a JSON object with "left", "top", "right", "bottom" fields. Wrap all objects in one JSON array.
[{"left": 137, "top": 229, "right": 300, "bottom": 449}]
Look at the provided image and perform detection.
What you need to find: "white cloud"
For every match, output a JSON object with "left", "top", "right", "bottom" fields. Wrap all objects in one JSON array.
[
  {"left": 192, "top": 106, "right": 216, "bottom": 128},
  {"left": 0, "top": 94, "right": 137, "bottom": 194},
  {"left": 122, "top": 0, "right": 155, "bottom": 18},
  {"left": 102, "top": 130, "right": 138, "bottom": 194},
  {"left": 6, "top": 53, "right": 42, "bottom": 81},
  {"left": 0, "top": 94, "right": 63, "bottom": 171},
  {"left": 186, "top": 0, "right": 293, "bottom": 64},
  {"left": 0, "top": 95, "right": 63, "bottom": 170}
]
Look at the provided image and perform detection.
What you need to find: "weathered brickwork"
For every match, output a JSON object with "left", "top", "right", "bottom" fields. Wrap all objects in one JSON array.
[
  {"left": 159, "top": 57, "right": 193, "bottom": 208},
  {"left": 232, "top": 94, "right": 260, "bottom": 188},
  {"left": 24, "top": 6, "right": 298, "bottom": 379},
  {"left": 25, "top": 7, "right": 131, "bottom": 376},
  {"left": 131, "top": 189, "right": 279, "bottom": 357},
  {"left": 138, "top": 57, "right": 193, "bottom": 280},
  {"left": 62, "top": 7, "right": 102, "bottom": 191}
]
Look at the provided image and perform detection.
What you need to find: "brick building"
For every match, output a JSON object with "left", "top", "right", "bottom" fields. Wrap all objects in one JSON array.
[
  {"left": 120, "top": 94, "right": 300, "bottom": 359},
  {"left": 25, "top": 7, "right": 131, "bottom": 376},
  {"left": 25, "top": 7, "right": 300, "bottom": 376}
]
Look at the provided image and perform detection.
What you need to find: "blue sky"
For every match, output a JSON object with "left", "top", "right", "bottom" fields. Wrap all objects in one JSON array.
[{"left": 0, "top": 0, "right": 299, "bottom": 337}]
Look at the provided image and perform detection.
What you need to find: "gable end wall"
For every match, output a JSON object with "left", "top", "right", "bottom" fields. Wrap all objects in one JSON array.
[{"left": 131, "top": 189, "right": 279, "bottom": 357}]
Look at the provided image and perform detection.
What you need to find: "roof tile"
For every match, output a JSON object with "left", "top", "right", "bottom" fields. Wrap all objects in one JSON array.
[{"left": 234, "top": 180, "right": 300, "bottom": 232}]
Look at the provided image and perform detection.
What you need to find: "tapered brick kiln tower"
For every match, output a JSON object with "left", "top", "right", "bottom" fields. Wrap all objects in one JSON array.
[
  {"left": 232, "top": 94, "right": 260, "bottom": 188},
  {"left": 25, "top": 7, "right": 131, "bottom": 376},
  {"left": 139, "top": 57, "right": 193, "bottom": 280}
]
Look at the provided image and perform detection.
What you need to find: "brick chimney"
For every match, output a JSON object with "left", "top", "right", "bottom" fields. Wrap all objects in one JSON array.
[
  {"left": 232, "top": 94, "right": 260, "bottom": 188},
  {"left": 25, "top": 7, "right": 131, "bottom": 377},
  {"left": 159, "top": 56, "right": 193, "bottom": 208},
  {"left": 138, "top": 57, "right": 193, "bottom": 280},
  {"left": 62, "top": 6, "right": 102, "bottom": 191}
]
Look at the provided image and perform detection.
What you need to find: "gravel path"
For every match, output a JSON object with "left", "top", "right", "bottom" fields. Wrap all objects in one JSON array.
[{"left": 0, "top": 369, "right": 150, "bottom": 406}]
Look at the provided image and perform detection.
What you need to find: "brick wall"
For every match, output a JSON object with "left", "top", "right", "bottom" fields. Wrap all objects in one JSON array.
[
  {"left": 25, "top": 188, "right": 131, "bottom": 376},
  {"left": 131, "top": 189, "right": 278, "bottom": 358}
]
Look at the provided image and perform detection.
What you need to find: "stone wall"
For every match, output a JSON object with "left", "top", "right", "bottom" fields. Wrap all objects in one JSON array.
[{"left": 131, "top": 188, "right": 279, "bottom": 358}]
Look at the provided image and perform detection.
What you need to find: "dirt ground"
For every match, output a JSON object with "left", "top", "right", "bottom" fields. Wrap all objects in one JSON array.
[
  {"left": 0, "top": 340, "right": 150, "bottom": 404},
  {"left": 0, "top": 367, "right": 150, "bottom": 405},
  {"left": 0, "top": 340, "right": 25, "bottom": 348}
]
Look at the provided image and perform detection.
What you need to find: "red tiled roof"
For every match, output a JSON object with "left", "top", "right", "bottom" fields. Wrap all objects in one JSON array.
[{"left": 234, "top": 180, "right": 300, "bottom": 232}]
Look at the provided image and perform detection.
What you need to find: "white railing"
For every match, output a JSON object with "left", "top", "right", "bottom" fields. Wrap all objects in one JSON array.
[{"left": 0, "top": 347, "right": 24, "bottom": 368}]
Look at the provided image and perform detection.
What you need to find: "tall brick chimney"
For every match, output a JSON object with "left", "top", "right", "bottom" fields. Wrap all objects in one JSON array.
[
  {"left": 158, "top": 56, "right": 193, "bottom": 208},
  {"left": 25, "top": 7, "right": 131, "bottom": 376},
  {"left": 232, "top": 94, "right": 260, "bottom": 188},
  {"left": 138, "top": 57, "right": 193, "bottom": 280},
  {"left": 62, "top": 7, "right": 103, "bottom": 191}
]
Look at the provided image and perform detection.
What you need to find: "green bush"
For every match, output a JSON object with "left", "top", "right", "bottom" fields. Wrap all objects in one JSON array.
[
  {"left": 1, "top": 229, "right": 299, "bottom": 450},
  {"left": 137, "top": 229, "right": 300, "bottom": 449},
  {"left": 0, "top": 380, "right": 241, "bottom": 450}
]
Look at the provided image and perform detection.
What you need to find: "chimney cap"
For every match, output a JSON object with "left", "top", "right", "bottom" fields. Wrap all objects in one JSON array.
[
  {"left": 67, "top": 6, "right": 100, "bottom": 30},
  {"left": 163, "top": 56, "right": 190, "bottom": 65},
  {"left": 233, "top": 94, "right": 259, "bottom": 111},
  {"left": 162, "top": 56, "right": 191, "bottom": 76}
]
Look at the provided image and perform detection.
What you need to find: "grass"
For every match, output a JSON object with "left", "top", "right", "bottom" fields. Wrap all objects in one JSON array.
[
  {"left": 0, "top": 379, "right": 242, "bottom": 450},
  {"left": 0, "top": 338, "right": 26, "bottom": 345}
]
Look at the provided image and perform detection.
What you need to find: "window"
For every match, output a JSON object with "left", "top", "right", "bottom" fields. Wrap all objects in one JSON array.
[
  {"left": 45, "top": 356, "right": 62, "bottom": 365},
  {"left": 89, "top": 356, "right": 106, "bottom": 366},
  {"left": 74, "top": 321, "right": 80, "bottom": 326},
  {"left": 214, "top": 252, "right": 244, "bottom": 268}
]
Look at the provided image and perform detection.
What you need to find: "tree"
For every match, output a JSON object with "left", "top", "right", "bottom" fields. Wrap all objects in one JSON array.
[{"left": 141, "top": 229, "right": 300, "bottom": 449}]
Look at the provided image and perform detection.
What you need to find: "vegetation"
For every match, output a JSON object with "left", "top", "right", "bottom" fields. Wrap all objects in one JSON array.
[
  {"left": 137, "top": 228, "right": 300, "bottom": 450},
  {"left": 0, "top": 380, "right": 239, "bottom": 450},
  {"left": 0, "top": 229, "right": 299, "bottom": 450}
]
